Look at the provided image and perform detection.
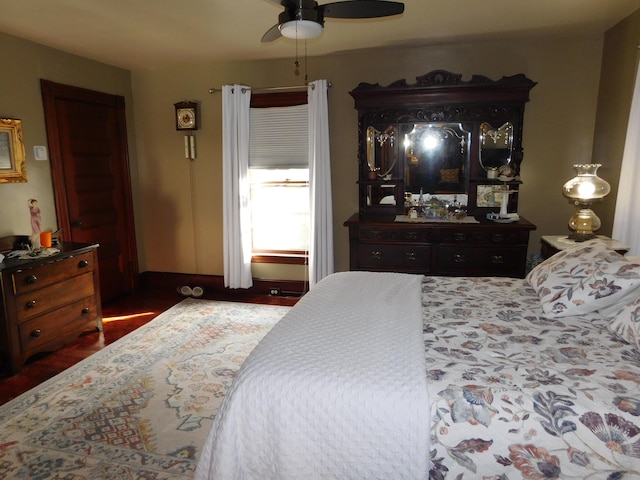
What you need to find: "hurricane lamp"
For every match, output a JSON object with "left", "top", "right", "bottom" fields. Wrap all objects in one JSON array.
[{"left": 562, "top": 164, "right": 610, "bottom": 242}]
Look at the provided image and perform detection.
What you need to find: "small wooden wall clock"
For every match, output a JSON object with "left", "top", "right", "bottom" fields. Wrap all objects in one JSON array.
[{"left": 174, "top": 101, "right": 199, "bottom": 131}]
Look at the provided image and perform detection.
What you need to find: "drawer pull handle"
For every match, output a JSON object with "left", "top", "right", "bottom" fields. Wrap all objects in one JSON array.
[
  {"left": 371, "top": 250, "right": 382, "bottom": 260},
  {"left": 406, "top": 232, "right": 418, "bottom": 241},
  {"left": 31, "top": 329, "right": 42, "bottom": 337},
  {"left": 82, "top": 307, "right": 90, "bottom": 315},
  {"left": 453, "top": 233, "right": 467, "bottom": 242},
  {"left": 78, "top": 260, "right": 89, "bottom": 268},
  {"left": 406, "top": 252, "right": 417, "bottom": 261},
  {"left": 492, "top": 234, "right": 505, "bottom": 242},
  {"left": 25, "top": 275, "right": 37, "bottom": 284},
  {"left": 491, "top": 255, "right": 505, "bottom": 264},
  {"left": 26, "top": 300, "right": 37, "bottom": 309},
  {"left": 453, "top": 253, "right": 466, "bottom": 264}
]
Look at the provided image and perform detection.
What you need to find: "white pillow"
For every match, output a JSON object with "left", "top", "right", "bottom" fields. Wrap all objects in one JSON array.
[
  {"left": 609, "top": 293, "right": 640, "bottom": 348},
  {"left": 525, "top": 240, "right": 640, "bottom": 318}
]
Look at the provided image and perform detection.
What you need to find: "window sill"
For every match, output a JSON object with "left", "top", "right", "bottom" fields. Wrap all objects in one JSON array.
[{"left": 251, "top": 253, "right": 308, "bottom": 265}]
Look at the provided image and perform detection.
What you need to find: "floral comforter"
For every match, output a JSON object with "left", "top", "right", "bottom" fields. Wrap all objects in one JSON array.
[{"left": 422, "top": 276, "right": 640, "bottom": 479}]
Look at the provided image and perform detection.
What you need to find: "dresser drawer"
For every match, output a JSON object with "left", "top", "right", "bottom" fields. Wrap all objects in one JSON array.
[
  {"left": 439, "top": 229, "right": 524, "bottom": 245},
  {"left": 12, "top": 251, "right": 94, "bottom": 295},
  {"left": 358, "top": 226, "right": 433, "bottom": 243},
  {"left": 15, "top": 272, "right": 95, "bottom": 322},
  {"left": 19, "top": 296, "right": 98, "bottom": 352},
  {"left": 438, "top": 246, "right": 525, "bottom": 275},
  {"left": 357, "top": 243, "right": 432, "bottom": 269}
]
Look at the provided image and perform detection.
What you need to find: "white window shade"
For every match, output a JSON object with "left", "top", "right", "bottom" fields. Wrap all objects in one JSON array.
[{"left": 249, "top": 104, "right": 309, "bottom": 168}]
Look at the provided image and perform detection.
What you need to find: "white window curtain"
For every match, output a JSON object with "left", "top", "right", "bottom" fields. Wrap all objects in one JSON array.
[
  {"left": 612, "top": 56, "right": 640, "bottom": 256},
  {"left": 222, "top": 85, "right": 253, "bottom": 288},
  {"left": 308, "top": 79, "right": 334, "bottom": 287}
]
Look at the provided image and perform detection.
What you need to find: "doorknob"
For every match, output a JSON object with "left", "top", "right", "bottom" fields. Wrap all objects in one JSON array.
[{"left": 72, "top": 221, "right": 84, "bottom": 227}]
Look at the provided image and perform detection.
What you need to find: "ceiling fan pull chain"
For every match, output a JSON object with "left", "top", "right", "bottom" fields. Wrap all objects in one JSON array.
[
  {"left": 304, "top": 39, "right": 308, "bottom": 84},
  {"left": 294, "top": 32, "right": 300, "bottom": 77}
]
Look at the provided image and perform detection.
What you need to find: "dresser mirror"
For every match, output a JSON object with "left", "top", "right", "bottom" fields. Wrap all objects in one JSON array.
[
  {"left": 350, "top": 70, "right": 536, "bottom": 218},
  {"left": 404, "top": 122, "right": 470, "bottom": 195},
  {"left": 366, "top": 125, "right": 397, "bottom": 178},
  {"left": 479, "top": 122, "right": 513, "bottom": 171}
]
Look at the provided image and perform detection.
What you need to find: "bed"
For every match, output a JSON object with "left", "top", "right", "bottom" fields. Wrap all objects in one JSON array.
[{"left": 196, "top": 239, "right": 640, "bottom": 479}]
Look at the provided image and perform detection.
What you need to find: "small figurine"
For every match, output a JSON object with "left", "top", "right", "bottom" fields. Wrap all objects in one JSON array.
[{"left": 29, "top": 199, "right": 41, "bottom": 236}]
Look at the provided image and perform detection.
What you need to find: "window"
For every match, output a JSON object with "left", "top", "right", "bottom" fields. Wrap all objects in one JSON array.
[
  {"left": 249, "top": 168, "right": 309, "bottom": 255},
  {"left": 249, "top": 92, "right": 309, "bottom": 263}
]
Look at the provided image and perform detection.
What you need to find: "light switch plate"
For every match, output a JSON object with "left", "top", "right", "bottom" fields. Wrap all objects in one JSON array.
[{"left": 33, "top": 146, "right": 48, "bottom": 161}]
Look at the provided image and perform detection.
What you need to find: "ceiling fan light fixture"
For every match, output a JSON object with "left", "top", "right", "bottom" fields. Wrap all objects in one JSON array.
[{"left": 279, "top": 20, "right": 323, "bottom": 39}]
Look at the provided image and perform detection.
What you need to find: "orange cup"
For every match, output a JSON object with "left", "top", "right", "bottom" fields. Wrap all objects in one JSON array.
[{"left": 40, "top": 231, "right": 52, "bottom": 248}]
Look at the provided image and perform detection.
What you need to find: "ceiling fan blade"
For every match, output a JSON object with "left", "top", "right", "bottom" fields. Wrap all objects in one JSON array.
[
  {"left": 261, "top": 24, "right": 283, "bottom": 43},
  {"left": 322, "top": 0, "right": 404, "bottom": 18},
  {"left": 265, "top": 0, "right": 297, "bottom": 6}
]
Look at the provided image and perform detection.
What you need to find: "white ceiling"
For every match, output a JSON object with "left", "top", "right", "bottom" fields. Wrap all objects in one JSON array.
[{"left": 0, "top": 0, "right": 639, "bottom": 70}]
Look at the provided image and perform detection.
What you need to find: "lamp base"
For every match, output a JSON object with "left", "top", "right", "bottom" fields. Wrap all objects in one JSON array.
[{"left": 567, "top": 231, "right": 597, "bottom": 242}]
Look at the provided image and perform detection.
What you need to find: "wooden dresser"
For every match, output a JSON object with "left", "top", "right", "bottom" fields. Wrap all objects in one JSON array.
[
  {"left": 345, "top": 71, "right": 537, "bottom": 277},
  {"left": 345, "top": 214, "right": 536, "bottom": 278},
  {"left": 0, "top": 241, "right": 102, "bottom": 375}
]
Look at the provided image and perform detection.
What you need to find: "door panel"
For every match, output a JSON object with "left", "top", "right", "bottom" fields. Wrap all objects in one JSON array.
[{"left": 41, "top": 80, "right": 138, "bottom": 302}]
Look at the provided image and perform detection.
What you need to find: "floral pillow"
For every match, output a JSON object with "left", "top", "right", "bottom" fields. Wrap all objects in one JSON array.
[
  {"left": 525, "top": 240, "right": 640, "bottom": 318},
  {"left": 608, "top": 293, "right": 640, "bottom": 348}
]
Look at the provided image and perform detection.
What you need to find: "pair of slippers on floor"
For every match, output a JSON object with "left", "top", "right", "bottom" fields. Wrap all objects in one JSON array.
[{"left": 177, "top": 285, "right": 204, "bottom": 297}]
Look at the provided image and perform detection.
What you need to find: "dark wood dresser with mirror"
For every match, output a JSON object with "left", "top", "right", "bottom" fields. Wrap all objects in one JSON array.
[
  {"left": 344, "top": 70, "right": 537, "bottom": 278},
  {"left": 0, "top": 236, "right": 102, "bottom": 375}
]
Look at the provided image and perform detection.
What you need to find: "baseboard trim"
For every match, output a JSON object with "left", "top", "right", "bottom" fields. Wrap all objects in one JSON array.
[{"left": 139, "top": 271, "right": 307, "bottom": 298}]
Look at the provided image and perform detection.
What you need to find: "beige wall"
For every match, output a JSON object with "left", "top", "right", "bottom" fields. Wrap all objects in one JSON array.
[
  {"left": 0, "top": 32, "right": 138, "bottom": 242},
  {"left": 592, "top": 9, "right": 640, "bottom": 236},
  {"left": 131, "top": 34, "right": 607, "bottom": 278},
  {"left": 2, "top": 11, "right": 638, "bottom": 282}
]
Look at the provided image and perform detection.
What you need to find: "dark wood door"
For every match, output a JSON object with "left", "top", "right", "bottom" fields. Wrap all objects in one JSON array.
[{"left": 40, "top": 80, "right": 138, "bottom": 302}]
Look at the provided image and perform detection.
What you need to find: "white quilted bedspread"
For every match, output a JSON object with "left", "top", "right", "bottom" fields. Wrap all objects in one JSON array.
[{"left": 195, "top": 271, "right": 429, "bottom": 480}]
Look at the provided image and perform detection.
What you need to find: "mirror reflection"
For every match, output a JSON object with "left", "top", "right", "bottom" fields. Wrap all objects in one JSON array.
[
  {"left": 479, "top": 122, "right": 513, "bottom": 170},
  {"left": 366, "top": 125, "right": 396, "bottom": 178},
  {"left": 367, "top": 184, "right": 397, "bottom": 206},
  {"left": 404, "top": 123, "right": 470, "bottom": 194}
]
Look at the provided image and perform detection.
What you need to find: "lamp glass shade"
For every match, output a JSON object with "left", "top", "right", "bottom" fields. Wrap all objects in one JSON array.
[
  {"left": 562, "top": 164, "right": 610, "bottom": 200},
  {"left": 279, "top": 20, "right": 323, "bottom": 39},
  {"left": 562, "top": 164, "right": 610, "bottom": 242}
]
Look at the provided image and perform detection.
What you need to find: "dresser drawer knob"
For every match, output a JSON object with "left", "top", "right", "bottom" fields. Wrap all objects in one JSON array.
[
  {"left": 453, "top": 253, "right": 466, "bottom": 263},
  {"left": 453, "top": 233, "right": 467, "bottom": 242},
  {"left": 490, "top": 255, "right": 505, "bottom": 264},
  {"left": 78, "top": 260, "right": 89, "bottom": 268},
  {"left": 371, "top": 250, "right": 382, "bottom": 260},
  {"left": 31, "top": 329, "right": 42, "bottom": 337},
  {"left": 406, "top": 252, "right": 417, "bottom": 261},
  {"left": 25, "top": 275, "right": 38, "bottom": 284},
  {"left": 26, "top": 300, "right": 37, "bottom": 309},
  {"left": 406, "top": 232, "right": 418, "bottom": 241},
  {"left": 82, "top": 307, "right": 90, "bottom": 315},
  {"left": 491, "top": 234, "right": 505, "bottom": 242}
]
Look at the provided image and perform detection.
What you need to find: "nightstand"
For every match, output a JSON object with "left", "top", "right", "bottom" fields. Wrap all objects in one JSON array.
[{"left": 540, "top": 235, "right": 630, "bottom": 259}]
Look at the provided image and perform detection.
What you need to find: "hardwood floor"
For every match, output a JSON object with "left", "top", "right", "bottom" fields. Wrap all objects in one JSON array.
[{"left": 0, "top": 285, "right": 298, "bottom": 407}]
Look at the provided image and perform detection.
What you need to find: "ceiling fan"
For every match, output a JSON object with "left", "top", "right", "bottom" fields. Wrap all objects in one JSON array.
[{"left": 261, "top": 0, "right": 405, "bottom": 42}]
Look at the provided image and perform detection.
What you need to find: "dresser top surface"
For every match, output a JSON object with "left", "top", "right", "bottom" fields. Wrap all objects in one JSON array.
[
  {"left": 344, "top": 213, "right": 536, "bottom": 229},
  {"left": 0, "top": 242, "right": 99, "bottom": 273}
]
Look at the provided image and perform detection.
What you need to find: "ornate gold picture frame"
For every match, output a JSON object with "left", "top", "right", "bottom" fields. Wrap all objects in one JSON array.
[{"left": 0, "top": 118, "right": 27, "bottom": 183}]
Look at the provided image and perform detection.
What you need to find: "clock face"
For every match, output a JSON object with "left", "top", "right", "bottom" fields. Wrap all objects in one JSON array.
[{"left": 177, "top": 108, "right": 196, "bottom": 129}]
